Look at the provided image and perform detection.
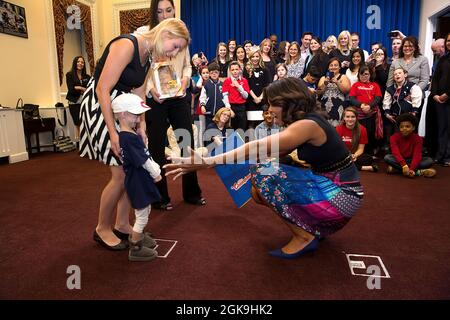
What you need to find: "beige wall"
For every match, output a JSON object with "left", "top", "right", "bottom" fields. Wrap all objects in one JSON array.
[{"left": 0, "top": 0, "right": 57, "bottom": 107}]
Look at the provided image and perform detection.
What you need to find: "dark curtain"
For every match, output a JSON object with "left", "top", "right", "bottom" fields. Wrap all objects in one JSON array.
[
  {"left": 181, "top": 0, "right": 421, "bottom": 60},
  {"left": 119, "top": 8, "right": 150, "bottom": 34}
]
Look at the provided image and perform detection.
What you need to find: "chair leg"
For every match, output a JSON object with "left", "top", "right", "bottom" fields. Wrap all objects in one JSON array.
[{"left": 36, "top": 133, "right": 40, "bottom": 153}]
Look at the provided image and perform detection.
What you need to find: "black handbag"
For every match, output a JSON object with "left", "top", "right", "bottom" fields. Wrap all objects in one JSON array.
[
  {"left": 53, "top": 128, "right": 77, "bottom": 153},
  {"left": 16, "top": 98, "right": 40, "bottom": 120}
]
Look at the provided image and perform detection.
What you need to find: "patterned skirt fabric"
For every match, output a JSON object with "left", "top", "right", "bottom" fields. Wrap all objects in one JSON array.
[
  {"left": 79, "top": 78, "right": 122, "bottom": 166},
  {"left": 250, "top": 161, "right": 364, "bottom": 238}
]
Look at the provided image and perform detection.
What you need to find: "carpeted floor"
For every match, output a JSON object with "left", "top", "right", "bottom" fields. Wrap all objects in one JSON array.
[{"left": 0, "top": 151, "right": 449, "bottom": 299}]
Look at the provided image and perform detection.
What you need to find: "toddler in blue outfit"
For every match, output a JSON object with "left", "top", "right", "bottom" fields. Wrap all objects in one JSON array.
[{"left": 112, "top": 93, "right": 162, "bottom": 262}]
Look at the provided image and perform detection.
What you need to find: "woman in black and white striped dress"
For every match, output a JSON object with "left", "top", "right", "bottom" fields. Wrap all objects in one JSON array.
[{"left": 79, "top": 18, "right": 190, "bottom": 250}]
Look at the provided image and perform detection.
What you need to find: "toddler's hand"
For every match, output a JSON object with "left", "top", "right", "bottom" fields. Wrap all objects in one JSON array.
[{"left": 154, "top": 175, "right": 162, "bottom": 183}]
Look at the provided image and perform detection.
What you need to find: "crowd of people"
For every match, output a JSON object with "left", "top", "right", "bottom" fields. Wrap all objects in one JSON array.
[
  {"left": 190, "top": 31, "right": 449, "bottom": 170},
  {"left": 74, "top": 0, "right": 449, "bottom": 261}
]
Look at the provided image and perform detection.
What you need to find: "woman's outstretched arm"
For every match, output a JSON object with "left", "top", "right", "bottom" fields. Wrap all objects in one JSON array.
[{"left": 163, "top": 119, "right": 320, "bottom": 180}]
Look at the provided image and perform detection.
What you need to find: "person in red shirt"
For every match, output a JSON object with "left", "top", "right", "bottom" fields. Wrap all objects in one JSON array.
[
  {"left": 349, "top": 65, "right": 383, "bottom": 155},
  {"left": 336, "top": 107, "right": 378, "bottom": 172},
  {"left": 384, "top": 113, "right": 436, "bottom": 177},
  {"left": 222, "top": 61, "right": 250, "bottom": 131}
]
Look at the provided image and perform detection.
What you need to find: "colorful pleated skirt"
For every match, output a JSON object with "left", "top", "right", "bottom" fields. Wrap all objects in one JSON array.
[{"left": 250, "top": 161, "right": 364, "bottom": 238}]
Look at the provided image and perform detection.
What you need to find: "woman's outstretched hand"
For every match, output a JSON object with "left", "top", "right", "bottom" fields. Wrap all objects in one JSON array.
[{"left": 163, "top": 147, "right": 212, "bottom": 181}]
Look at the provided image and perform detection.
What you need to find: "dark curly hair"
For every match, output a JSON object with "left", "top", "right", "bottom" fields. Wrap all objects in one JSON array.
[
  {"left": 396, "top": 113, "right": 418, "bottom": 128},
  {"left": 262, "top": 77, "right": 320, "bottom": 125}
]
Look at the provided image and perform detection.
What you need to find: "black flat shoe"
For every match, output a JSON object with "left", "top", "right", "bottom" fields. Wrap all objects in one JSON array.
[
  {"left": 93, "top": 230, "right": 128, "bottom": 251},
  {"left": 113, "top": 228, "right": 155, "bottom": 239},
  {"left": 113, "top": 228, "right": 129, "bottom": 241}
]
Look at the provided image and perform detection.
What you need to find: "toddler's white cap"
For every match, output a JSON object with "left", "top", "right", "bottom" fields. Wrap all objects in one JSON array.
[{"left": 111, "top": 93, "right": 150, "bottom": 114}]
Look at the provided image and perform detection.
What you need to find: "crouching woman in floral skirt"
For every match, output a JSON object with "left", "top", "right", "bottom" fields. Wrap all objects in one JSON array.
[{"left": 164, "top": 77, "right": 364, "bottom": 259}]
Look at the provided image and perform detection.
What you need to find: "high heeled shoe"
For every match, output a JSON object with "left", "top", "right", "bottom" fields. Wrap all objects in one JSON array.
[
  {"left": 93, "top": 230, "right": 128, "bottom": 251},
  {"left": 269, "top": 237, "right": 319, "bottom": 259}
]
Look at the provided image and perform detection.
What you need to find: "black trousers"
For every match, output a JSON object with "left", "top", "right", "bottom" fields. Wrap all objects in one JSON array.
[
  {"left": 435, "top": 101, "right": 450, "bottom": 162},
  {"left": 230, "top": 103, "right": 247, "bottom": 131},
  {"left": 354, "top": 153, "right": 374, "bottom": 170},
  {"left": 146, "top": 97, "right": 202, "bottom": 204}
]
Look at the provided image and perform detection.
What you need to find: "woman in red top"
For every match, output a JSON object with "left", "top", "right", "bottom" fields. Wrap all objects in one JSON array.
[
  {"left": 349, "top": 65, "right": 383, "bottom": 155},
  {"left": 336, "top": 107, "right": 378, "bottom": 172}
]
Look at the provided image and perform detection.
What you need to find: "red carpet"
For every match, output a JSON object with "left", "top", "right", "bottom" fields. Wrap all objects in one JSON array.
[{"left": 0, "top": 152, "right": 449, "bottom": 299}]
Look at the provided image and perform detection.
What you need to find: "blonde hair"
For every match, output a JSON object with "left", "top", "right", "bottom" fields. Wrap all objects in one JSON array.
[
  {"left": 248, "top": 48, "right": 265, "bottom": 69},
  {"left": 141, "top": 18, "right": 190, "bottom": 60},
  {"left": 213, "top": 107, "right": 232, "bottom": 127},
  {"left": 325, "top": 35, "right": 338, "bottom": 54},
  {"left": 337, "top": 30, "right": 351, "bottom": 52},
  {"left": 259, "top": 38, "right": 274, "bottom": 57}
]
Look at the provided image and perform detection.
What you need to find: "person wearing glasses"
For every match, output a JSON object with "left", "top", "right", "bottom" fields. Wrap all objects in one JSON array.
[
  {"left": 387, "top": 36, "right": 430, "bottom": 123},
  {"left": 349, "top": 66, "right": 383, "bottom": 155}
]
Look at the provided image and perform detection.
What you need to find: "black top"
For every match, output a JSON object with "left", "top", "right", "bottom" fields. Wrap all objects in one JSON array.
[
  {"left": 263, "top": 58, "right": 276, "bottom": 82},
  {"left": 329, "top": 49, "right": 351, "bottom": 74},
  {"left": 120, "top": 132, "right": 161, "bottom": 209},
  {"left": 297, "top": 113, "right": 350, "bottom": 171},
  {"left": 211, "top": 58, "right": 230, "bottom": 79},
  {"left": 303, "top": 52, "right": 330, "bottom": 78},
  {"left": 373, "top": 64, "right": 390, "bottom": 96},
  {"left": 66, "top": 72, "right": 90, "bottom": 103},
  {"left": 205, "top": 122, "right": 228, "bottom": 147},
  {"left": 431, "top": 53, "right": 450, "bottom": 97},
  {"left": 243, "top": 67, "right": 271, "bottom": 111},
  {"left": 94, "top": 34, "right": 150, "bottom": 93}
]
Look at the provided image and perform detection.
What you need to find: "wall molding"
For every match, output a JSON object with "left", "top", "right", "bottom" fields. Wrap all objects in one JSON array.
[{"left": 112, "top": 0, "right": 149, "bottom": 36}]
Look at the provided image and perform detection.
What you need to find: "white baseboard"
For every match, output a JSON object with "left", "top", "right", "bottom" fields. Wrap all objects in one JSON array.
[{"left": 9, "top": 152, "right": 29, "bottom": 163}]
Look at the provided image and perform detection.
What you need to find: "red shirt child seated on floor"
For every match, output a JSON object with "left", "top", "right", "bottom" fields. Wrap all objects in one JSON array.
[{"left": 383, "top": 113, "right": 436, "bottom": 178}]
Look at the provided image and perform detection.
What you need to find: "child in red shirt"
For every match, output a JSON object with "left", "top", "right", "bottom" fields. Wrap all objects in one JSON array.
[
  {"left": 336, "top": 107, "right": 378, "bottom": 172},
  {"left": 349, "top": 65, "right": 383, "bottom": 155},
  {"left": 384, "top": 113, "right": 436, "bottom": 177},
  {"left": 222, "top": 61, "right": 250, "bottom": 131}
]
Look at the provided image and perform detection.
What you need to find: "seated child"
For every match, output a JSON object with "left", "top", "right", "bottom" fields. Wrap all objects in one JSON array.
[
  {"left": 384, "top": 113, "right": 436, "bottom": 178},
  {"left": 254, "top": 108, "right": 282, "bottom": 140},
  {"left": 205, "top": 107, "right": 233, "bottom": 148},
  {"left": 112, "top": 93, "right": 162, "bottom": 262},
  {"left": 336, "top": 107, "right": 378, "bottom": 172}
]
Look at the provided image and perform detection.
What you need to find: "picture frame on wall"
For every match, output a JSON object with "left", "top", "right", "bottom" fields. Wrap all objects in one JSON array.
[{"left": 0, "top": 0, "right": 28, "bottom": 38}]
